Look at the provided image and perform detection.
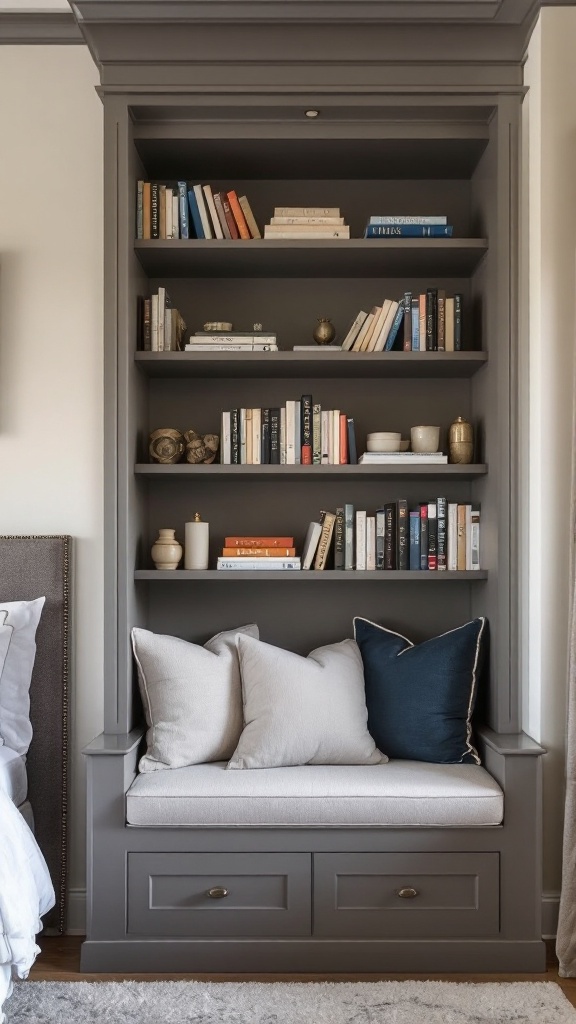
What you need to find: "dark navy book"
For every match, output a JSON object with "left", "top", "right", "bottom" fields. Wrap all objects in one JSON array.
[
  {"left": 364, "top": 224, "right": 453, "bottom": 238},
  {"left": 187, "top": 188, "right": 205, "bottom": 239},
  {"left": 177, "top": 181, "right": 190, "bottom": 239},
  {"left": 409, "top": 509, "right": 421, "bottom": 570}
]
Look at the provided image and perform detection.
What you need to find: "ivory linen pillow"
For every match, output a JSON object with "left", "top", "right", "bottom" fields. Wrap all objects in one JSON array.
[
  {"left": 132, "top": 623, "right": 258, "bottom": 772},
  {"left": 228, "top": 635, "right": 387, "bottom": 769},
  {"left": 0, "top": 598, "right": 45, "bottom": 755}
]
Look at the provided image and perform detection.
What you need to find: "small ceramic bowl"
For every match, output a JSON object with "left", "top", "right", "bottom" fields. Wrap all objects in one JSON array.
[
  {"left": 400, "top": 439, "right": 410, "bottom": 451},
  {"left": 366, "top": 431, "right": 401, "bottom": 453}
]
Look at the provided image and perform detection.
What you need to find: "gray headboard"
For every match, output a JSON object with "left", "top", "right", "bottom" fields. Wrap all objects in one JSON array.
[{"left": 0, "top": 535, "right": 70, "bottom": 933}]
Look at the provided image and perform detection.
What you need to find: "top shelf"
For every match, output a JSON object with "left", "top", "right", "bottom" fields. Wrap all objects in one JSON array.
[{"left": 134, "top": 238, "right": 488, "bottom": 279}]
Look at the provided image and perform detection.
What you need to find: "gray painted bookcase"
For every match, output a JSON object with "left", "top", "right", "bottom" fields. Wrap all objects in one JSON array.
[{"left": 79, "top": 1, "right": 546, "bottom": 973}]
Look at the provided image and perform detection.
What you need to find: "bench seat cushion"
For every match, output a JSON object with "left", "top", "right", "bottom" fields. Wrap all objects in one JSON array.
[{"left": 126, "top": 761, "right": 503, "bottom": 827}]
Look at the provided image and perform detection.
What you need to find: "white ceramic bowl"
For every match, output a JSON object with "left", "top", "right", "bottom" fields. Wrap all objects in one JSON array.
[{"left": 366, "top": 431, "right": 401, "bottom": 453}]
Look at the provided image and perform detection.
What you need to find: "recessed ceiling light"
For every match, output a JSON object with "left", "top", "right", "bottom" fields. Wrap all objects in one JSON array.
[{"left": 305, "top": 109, "right": 320, "bottom": 118}]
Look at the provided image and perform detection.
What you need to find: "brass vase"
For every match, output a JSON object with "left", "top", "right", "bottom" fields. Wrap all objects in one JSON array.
[
  {"left": 149, "top": 428, "right": 185, "bottom": 464},
  {"left": 313, "top": 317, "right": 336, "bottom": 346},
  {"left": 448, "top": 416, "right": 474, "bottom": 464}
]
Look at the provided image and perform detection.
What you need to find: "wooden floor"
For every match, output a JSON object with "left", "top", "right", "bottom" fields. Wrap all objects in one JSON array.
[{"left": 29, "top": 937, "right": 576, "bottom": 1007}]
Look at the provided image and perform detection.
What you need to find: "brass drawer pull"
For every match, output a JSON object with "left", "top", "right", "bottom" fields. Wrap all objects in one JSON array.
[
  {"left": 397, "top": 887, "right": 419, "bottom": 899},
  {"left": 207, "top": 886, "right": 229, "bottom": 899}
]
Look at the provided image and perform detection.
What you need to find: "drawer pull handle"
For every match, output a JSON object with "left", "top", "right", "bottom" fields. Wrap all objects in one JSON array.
[
  {"left": 397, "top": 887, "right": 419, "bottom": 899},
  {"left": 207, "top": 886, "right": 229, "bottom": 899}
]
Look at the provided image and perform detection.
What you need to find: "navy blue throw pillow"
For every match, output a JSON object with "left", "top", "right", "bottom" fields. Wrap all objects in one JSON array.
[{"left": 353, "top": 617, "right": 487, "bottom": 764}]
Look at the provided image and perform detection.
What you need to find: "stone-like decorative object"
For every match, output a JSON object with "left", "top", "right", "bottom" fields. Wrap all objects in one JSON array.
[
  {"left": 313, "top": 317, "right": 336, "bottom": 345},
  {"left": 184, "top": 430, "right": 220, "bottom": 465},
  {"left": 151, "top": 529, "right": 183, "bottom": 570},
  {"left": 149, "top": 428, "right": 185, "bottom": 464},
  {"left": 448, "top": 416, "right": 474, "bottom": 464}
]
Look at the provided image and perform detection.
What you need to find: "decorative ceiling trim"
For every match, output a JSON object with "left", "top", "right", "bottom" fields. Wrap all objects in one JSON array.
[{"left": 0, "top": 11, "right": 83, "bottom": 44}]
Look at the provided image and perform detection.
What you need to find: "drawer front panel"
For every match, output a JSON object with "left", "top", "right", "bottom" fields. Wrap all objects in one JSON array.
[
  {"left": 128, "top": 852, "right": 311, "bottom": 937},
  {"left": 314, "top": 852, "right": 499, "bottom": 938}
]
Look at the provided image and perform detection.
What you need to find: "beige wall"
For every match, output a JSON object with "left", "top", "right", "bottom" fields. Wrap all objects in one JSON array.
[{"left": 0, "top": 46, "right": 103, "bottom": 925}]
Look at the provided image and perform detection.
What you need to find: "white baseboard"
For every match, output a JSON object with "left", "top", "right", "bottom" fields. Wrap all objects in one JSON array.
[
  {"left": 65, "top": 889, "right": 562, "bottom": 941},
  {"left": 66, "top": 888, "right": 86, "bottom": 935}
]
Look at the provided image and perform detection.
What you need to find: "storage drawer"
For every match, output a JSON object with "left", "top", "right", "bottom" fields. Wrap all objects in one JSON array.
[
  {"left": 128, "top": 852, "right": 311, "bottom": 937},
  {"left": 313, "top": 852, "right": 499, "bottom": 938}
]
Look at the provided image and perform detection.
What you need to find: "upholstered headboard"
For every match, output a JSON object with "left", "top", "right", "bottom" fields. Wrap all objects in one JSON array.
[{"left": 0, "top": 535, "right": 70, "bottom": 933}]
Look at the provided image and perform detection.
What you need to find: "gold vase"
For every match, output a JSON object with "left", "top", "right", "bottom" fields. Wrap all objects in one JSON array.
[
  {"left": 149, "top": 428, "right": 185, "bottom": 464},
  {"left": 448, "top": 416, "right": 474, "bottom": 464},
  {"left": 313, "top": 317, "right": 336, "bottom": 345}
]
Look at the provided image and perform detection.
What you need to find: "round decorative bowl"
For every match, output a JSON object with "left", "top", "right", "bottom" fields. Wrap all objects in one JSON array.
[{"left": 366, "top": 431, "right": 401, "bottom": 453}]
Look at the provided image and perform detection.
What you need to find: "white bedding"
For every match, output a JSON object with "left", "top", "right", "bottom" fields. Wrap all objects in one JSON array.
[
  {"left": 0, "top": 787, "right": 54, "bottom": 1022},
  {"left": 0, "top": 747, "right": 27, "bottom": 808}
]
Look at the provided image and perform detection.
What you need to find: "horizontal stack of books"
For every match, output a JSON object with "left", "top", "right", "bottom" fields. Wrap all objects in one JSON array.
[
  {"left": 263, "top": 207, "right": 350, "bottom": 240},
  {"left": 220, "top": 397, "right": 357, "bottom": 465},
  {"left": 302, "top": 500, "right": 480, "bottom": 571},
  {"left": 358, "top": 452, "right": 448, "bottom": 465},
  {"left": 363, "top": 215, "right": 453, "bottom": 238},
  {"left": 217, "top": 535, "right": 301, "bottom": 571},
  {"left": 185, "top": 332, "right": 278, "bottom": 353},
  {"left": 137, "top": 288, "right": 187, "bottom": 351},
  {"left": 136, "top": 181, "right": 261, "bottom": 240}
]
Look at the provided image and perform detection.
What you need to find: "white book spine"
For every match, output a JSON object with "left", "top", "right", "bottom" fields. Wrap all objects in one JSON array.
[
  {"left": 151, "top": 294, "right": 159, "bottom": 352},
  {"left": 447, "top": 503, "right": 458, "bottom": 571},
  {"left": 217, "top": 558, "right": 301, "bottom": 571},
  {"left": 193, "top": 183, "right": 213, "bottom": 239},
  {"left": 221, "top": 411, "right": 231, "bottom": 465},
  {"left": 240, "top": 408, "right": 247, "bottom": 465},
  {"left": 263, "top": 227, "right": 350, "bottom": 239},
  {"left": 245, "top": 410, "right": 253, "bottom": 464},
  {"left": 280, "top": 407, "right": 286, "bottom": 464},
  {"left": 355, "top": 511, "right": 367, "bottom": 571},
  {"left": 164, "top": 307, "right": 172, "bottom": 351},
  {"left": 286, "top": 401, "right": 296, "bottom": 465},
  {"left": 327, "top": 410, "right": 334, "bottom": 464},
  {"left": 165, "top": 188, "right": 173, "bottom": 238},
  {"left": 270, "top": 216, "right": 345, "bottom": 225},
  {"left": 252, "top": 408, "right": 261, "bottom": 466},
  {"left": 302, "top": 521, "right": 322, "bottom": 570},
  {"left": 366, "top": 516, "right": 376, "bottom": 570},
  {"left": 341, "top": 310, "right": 368, "bottom": 351},
  {"left": 321, "top": 411, "right": 329, "bottom": 464},
  {"left": 332, "top": 409, "right": 340, "bottom": 465},
  {"left": 172, "top": 193, "right": 180, "bottom": 239},
  {"left": 157, "top": 287, "right": 166, "bottom": 351},
  {"left": 471, "top": 509, "right": 481, "bottom": 570},
  {"left": 274, "top": 207, "right": 340, "bottom": 217},
  {"left": 203, "top": 184, "right": 224, "bottom": 239},
  {"left": 465, "top": 504, "right": 473, "bottom": 569},
  {"left": 184, "top": 344, "right": 278, "bottom": 352},
  {"left": 192, "top": 334, "right": 277, "bottom": 344}
]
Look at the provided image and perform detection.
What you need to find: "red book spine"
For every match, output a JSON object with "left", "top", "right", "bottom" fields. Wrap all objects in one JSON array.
[
  {"left": 339, "top": 413, "right": 348, "bottom": 464},
  {"left": 219, "top": 192, "right": 239, "bottom": 239},
  {"left": 224, "top": 536, "right": 294, "bottom": 547}
]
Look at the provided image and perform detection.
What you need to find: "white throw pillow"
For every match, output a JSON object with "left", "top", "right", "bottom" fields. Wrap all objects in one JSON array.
[
  {"left": 228, "top": 635, "right": 387, "bottom": 769},
  {"left": 0, "top": 598, "right": 45, "bottom": 755},
  {"left": 132, "top": 623, "right": 259, "bottom": 772}
]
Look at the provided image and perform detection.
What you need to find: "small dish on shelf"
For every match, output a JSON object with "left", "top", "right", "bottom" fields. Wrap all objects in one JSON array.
[{"left": 366, "top": 431, "right": 401, "bottom": 453}]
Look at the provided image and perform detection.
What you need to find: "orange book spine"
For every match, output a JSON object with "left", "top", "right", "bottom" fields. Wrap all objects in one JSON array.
[
  {"left": 222, "top": 547, "right": 296, "bottom": 557},
  {"left": 339, "top": 413, "right": 348, "bottom": 464},
  {"left": 225, "top": 536, "right": 294, "bottom": 547},
  {"left": 227, "top": 190, "right": 251, "bottom": 240}
]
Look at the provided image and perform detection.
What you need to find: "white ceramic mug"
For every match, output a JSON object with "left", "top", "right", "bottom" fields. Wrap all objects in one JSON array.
[{"left": 411, "top": 425, "right": 440, "bottom": 453}]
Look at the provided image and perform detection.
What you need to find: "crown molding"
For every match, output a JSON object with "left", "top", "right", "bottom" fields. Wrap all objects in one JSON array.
[{"left": 0, "top": 10, "right": 83, "bottom": 43}]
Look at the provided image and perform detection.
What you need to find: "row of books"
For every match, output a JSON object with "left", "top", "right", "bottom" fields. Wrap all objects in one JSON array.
[
  {"left": 220, "top": 401, "right": 357, "bottom": 465},
  {"left": 217, "top": 535, "right": 300, "bottom": 571},
  {"left": 364, "top": 215, "right": 454, "bottom": 239},
  {"left": 341, "top": 290, "right": 463, "bottom": 354},
  {"left": 303, "top": 500, "right": 481, "bottom": 572},
  {"left": 137, "top": 288, "right": 187, "bottom": 352},
  {"left": 263, "top": 206, "right": 350, "bottom": 240},
  {"left": 136, "top": 181, "right": 261, "bottom": 240},
  {"left": 185, "top": 332, "right": 278, "bottom": 353}
]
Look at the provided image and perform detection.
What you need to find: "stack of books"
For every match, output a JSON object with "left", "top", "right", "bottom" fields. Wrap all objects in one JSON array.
[
  {"left": 363, "top": 215, "right": 453, "bottom": 238},
  {"left": 136, "top": 181, "right": 261, "bottom": 240},
  {"left": 263, "top": 207, "right": 350, "bottom": 240},
  {"left": 358, "top": 452, "right": 448, "bottom": 465},
  {"left": 185, "top": 332, "right": 278, "bottom": 353},
  {"left": 220, "top": 397, "right": 357, "bottom": 465},
  {"left": 399, "top": 289, "right": 462, "bottom": 351},
  {"left": 217, "top": 535, "right": 301, "bottom": 571},
  {"left": 137, "top": 288, "right": 187, "bottom": 351},
  {"left": 302, "top": 501, "right": 480, "bottom": 572}
]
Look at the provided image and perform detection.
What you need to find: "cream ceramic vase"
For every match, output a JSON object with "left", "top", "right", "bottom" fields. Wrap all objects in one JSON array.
[{"left": 151, "top": 529, "right": 182, "bottom": 570}]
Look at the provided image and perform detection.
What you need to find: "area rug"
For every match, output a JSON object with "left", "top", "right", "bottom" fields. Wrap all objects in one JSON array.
[{"left": 5, "top": 980, "right": 576, "bottom": 1024}]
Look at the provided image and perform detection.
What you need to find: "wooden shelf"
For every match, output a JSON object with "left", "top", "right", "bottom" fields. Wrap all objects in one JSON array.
[
  {"left": 135, "top": 351, "right": 487, "bottom": 379},
  {"left": 135, "top": 569, "right": 488, "bottom": 581},
  {"left": 136, "top": 463, "right": 487, "bottom": 479},
  {"left": 134, "top": 238, "right": 488, "bottom": 278}
]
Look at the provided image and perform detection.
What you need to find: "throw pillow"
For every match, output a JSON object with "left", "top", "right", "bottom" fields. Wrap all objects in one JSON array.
[
  {"left": 0, "top": 598, "right": 46, "bottom": 755},
  {"left": 132, "top": 623, "right": 258, "bottom": 771},
  {"left": 228, "top": 635, "right": 387, "bottom": 769},
  {"left": 353, "top": 616, "right": 487, "bottom": 764}
]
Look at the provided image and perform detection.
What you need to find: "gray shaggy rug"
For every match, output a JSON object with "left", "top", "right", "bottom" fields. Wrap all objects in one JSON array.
[{"left": 5, "top": 980, "right": 576, "bottom": 1024}]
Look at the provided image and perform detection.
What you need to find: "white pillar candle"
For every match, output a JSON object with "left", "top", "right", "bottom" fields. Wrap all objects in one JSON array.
[{"left": 184, "top": 513, "right": 209, "bottom": 570}]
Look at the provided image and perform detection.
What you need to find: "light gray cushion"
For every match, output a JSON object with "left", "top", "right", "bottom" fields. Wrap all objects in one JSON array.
[
  {"left": 132, "top": 623, "right": 258, "bottom": 771},
  {"left": 126, "top": 761, "right": 504, "bottom": 827},
  {"left": 0, "top": 745, "right": 28, "bottom": 806},
  {"left": 228, "top": 635, "right": 386, "bottom": 770},
  {"left": 0, "top": 598, "right": 45, "bottom": 755}
]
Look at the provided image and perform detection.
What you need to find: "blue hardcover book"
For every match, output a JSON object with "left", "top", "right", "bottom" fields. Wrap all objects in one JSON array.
[
  {"left": 187, "top": 188, "right": 205, "bottom": 239},
  {"left": 177, "top": 181, "right": 190, "bottom": 239},
  {"left": 369, "top": 215, "right": 448, "bottom": 226},
  {"left": 364, "top": 224, "right": 453, "bottom": 238},
  {"left": 383, "top": 300, "right": 405, "bottom": 351},
  {"left": 411, "top": 298, "right": 420, "bottom": 351},
  {"left": 409, "top": 510, "right": 421, "bottom": 570}
]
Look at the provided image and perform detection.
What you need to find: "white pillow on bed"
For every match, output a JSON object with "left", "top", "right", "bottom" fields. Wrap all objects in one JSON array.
[
  {"left": 0, "top": 598, "right": 45, "bottom": 755},
  {"left": 132, "top": 623, "right": 259, "bottom": 772}
]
